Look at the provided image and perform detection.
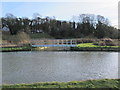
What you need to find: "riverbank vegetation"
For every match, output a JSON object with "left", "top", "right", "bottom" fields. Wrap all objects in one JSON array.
[
  {"left": 1, "top": 42, "right": 119, "bottom": 52},
  {"left": 0, "top": 46, "right": 31, "bottom": 52},
  {"left": 1, "top": 41, "right": 119, "bottom": 52},
  {"left": 76, "top": 43, "right": 119, "bottom": 48},
  {"left": 70, "top": 43, "right": 119, "bottom": 51},
  {"left": 2, "top": 79, "right": 120, "bottom": 89}
]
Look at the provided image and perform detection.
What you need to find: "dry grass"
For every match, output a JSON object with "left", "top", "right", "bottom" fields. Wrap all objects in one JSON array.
[{"left": 2, "top": 32, "right": 30, "bottom": 47}]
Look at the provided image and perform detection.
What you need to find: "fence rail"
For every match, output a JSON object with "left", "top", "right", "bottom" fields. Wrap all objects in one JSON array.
[{"left": 31, "top": 39, "right": 78, "bottom": 46}]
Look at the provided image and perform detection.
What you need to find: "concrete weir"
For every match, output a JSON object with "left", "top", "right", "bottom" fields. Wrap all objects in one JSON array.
[
  {"left": 31, "top": 39, "right": 77, "bottom": 51},
  {"left": 31, "top": 39, "right": 78, "bottom": 45}
]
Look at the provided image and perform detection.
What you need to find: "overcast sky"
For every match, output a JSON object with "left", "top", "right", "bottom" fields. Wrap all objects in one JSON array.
[{"left": 1, "top": 0, "right": 118, "bottom": 28}]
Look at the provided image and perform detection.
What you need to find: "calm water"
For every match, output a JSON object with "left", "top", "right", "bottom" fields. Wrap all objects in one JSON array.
[{"left": 2, "top": 51, "right": 118, "bottom": 84}]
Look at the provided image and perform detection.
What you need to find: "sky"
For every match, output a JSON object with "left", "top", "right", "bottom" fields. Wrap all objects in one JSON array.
[{"left": 1, "top": 0, "right": 119, "bottom": 28}]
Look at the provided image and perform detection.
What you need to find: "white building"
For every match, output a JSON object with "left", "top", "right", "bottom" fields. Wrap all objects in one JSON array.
[{"left": 1, "top": 26, "right": 10, "bottom": 32}]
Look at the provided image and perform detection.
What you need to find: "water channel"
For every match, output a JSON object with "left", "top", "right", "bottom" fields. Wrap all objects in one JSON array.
[{"left": 2, "top": 51, "right": 118, "bottom": 84}]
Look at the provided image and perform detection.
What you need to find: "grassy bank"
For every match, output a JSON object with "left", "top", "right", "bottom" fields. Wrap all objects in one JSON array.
[
  {"left": 76, "top": 43, "right": 119, "bottom": 48},
  {"left": 2, "top": 79, "right": 120, "bottom": 88},
  {"left": 71, "top": 43, "right": 119, "bottom": 52},
  {"left": 1, "top": 43, "right": 119, "bottom": 52},
  {"left": 0, "top": 46, "right": 32, "bottom": 52}
]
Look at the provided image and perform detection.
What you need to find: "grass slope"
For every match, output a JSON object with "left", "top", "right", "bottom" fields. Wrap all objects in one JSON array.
[
  {"left": 76, "top": 43, "right": 119, "bottom": 48},
  {"left": 2, "top": 79, "right": 120, "bottom": 88}
]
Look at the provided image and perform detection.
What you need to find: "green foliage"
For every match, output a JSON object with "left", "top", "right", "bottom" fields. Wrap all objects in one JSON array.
[{"left": 1, "top": 13, "right": 118, "bottom": 39}]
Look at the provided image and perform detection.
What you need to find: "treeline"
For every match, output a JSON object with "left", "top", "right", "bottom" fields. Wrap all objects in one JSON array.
[{"left": 1, "top": 13, "right": 119, "bottom": 39}]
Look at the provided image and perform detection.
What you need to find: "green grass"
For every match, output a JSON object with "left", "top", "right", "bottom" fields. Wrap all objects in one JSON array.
[
  {"left": 77, "top": 43, "right": 98, "bottom": 47},
  {"left": 2, "top": 79, "right": 120, "bottom": 88},
  {"left": 0, "top": 46, "right": 31, "bottom": 51},
  {"left": 76, "top": 43, "right": 120, "bottom": 48}
]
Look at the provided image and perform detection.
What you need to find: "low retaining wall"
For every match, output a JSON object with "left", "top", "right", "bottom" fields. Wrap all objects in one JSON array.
[
  {"left": 32, "top": 47, "right": 70, "bottom": 51},
  {"left": 1, "top": 46, "right": 119, "bottom": 52}
]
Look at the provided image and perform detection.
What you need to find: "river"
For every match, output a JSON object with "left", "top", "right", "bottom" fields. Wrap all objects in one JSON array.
[{"left": 2, "top": 51, "right": 118, "bottom": 84}]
